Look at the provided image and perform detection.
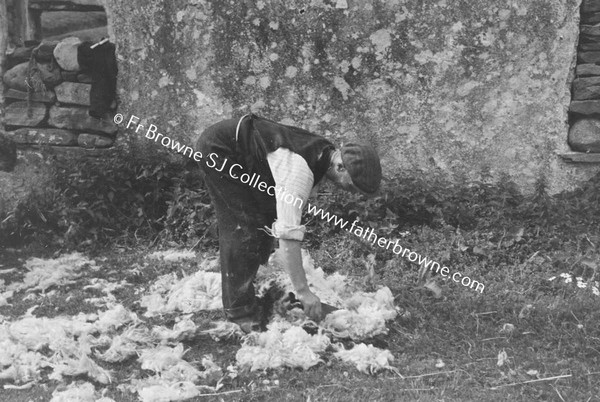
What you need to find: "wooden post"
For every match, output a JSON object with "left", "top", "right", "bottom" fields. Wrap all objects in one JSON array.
[
  {"left": 13, "top": 0, "right": 41, "bottom": 45},
  {"left": 1, "top": 0, "right": 8, "bottom": 108}
]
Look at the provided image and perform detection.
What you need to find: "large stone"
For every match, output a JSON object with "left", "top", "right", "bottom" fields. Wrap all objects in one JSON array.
[
  {"left": 4, "top": 88, "right": 57, "bottom": 103},
  {"left": 570, "top": 100, "right": 600, "bottom": 115},
  {"left": 77, "top": 133, "right": 115, "bottom": 148},
  {"left": 53, "top": 37, "right": 82, "bottom": 71},
  {"left": 0, "top": 132, "right": 17, "bottom": 172},
  {"left": 583, "top": 0, "right": 600, "bottom": 13},
  {"left": 582, "top": 12, "right": 600, "bottom": 25},
  {"left": 36, "top": 62, "right": 62, "bottom": 88},
  {"left": 576, "top": 64, "right": 600, "bottom": 77},
  {"left": 9, "top": 128, "right": 78, "bottom": 145},
  {"left": 581, "top": 24, "right": 600, "bottom": 37},
  {"left": 4, "top": 101, "right": 48, "bottom": 127},
  {"left": 568, "top": 118, "right": 600, "bottom": 153},
  {"left": 34, "top": 41, "right": 59, "bottom": 62},
  {"left": 55, "top": 82, "right": 91, "bottom": 106},
  {"left": 6, "top": 46, "right": 34, "bottom": 67},
  {"left": 579, "top": 41, "right": 600, "bottom": 51},
  {"left": 579, "top": 51, "right": 600, "bottom": 64},
  {"left": 573, "top": 77, "right": 600, "bottom": 100},
  {"left": 3, "top": 61, "right": 62, "bottom": 91},
  {"left": 48, "top": 106, "right": 118, "bottom": 135},
  {"left": 3, "top": 62, "right": 30, "bottom": 91}
]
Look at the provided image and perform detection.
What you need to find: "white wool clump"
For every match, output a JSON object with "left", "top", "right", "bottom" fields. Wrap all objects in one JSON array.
[
  {"left": 94, "top": 304, "right": 139, "bottom": 333},
  {"left": 148, "top": 249, "right": 196, "bottom": 262},
  {"left": 49, "top": 381, "right": 116, "bottom": 402},
  {"left": 152, "top": 318, "right": 198, "bottom": 342},
  {"left": 8, "top": 315, "right": 96, "bottom": 352},
  {"left": 137, "top": 381, "right": 202, "bottom": 402},
  {"left": 94, "top": 325, "right": 155, "bottom": 363},
  {"left": 321, "top": 287, "right": 398, "bottom": 340},
  {"left": 50, "top": 381, "right": 96, "bottom": 402},
  {"left": 140, "top": 344, "right": 187, "bottom": 373},
  {"left": 200, "top": 320, "right": 243, "bottom": 341},
  {"left": 257, "top": 249, "right": 348, "bottom": 306},
  {"left": 0, "top": 290, "right": 14, "bottom": 306},
  {"left": 142, "top": 271, "right": 222, "bottom": 317},
  {"left": 14, "top": 253, "right": 97, "bottom": 293},
  {"left": 236, "top": 321, "right": 330, "bottom": 371},
  {"left": 334, "top": 343, "right": 395, "bottom": 374},
  {"left": 49, "top": 354, "right": 112, "bottom": 384},
  {"left": 135, "top": 346, "right": 222, "bottom": 400}
]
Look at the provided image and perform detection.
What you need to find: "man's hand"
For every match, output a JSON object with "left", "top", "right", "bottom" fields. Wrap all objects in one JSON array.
[
  {"left": 277, "top": 239, "right": 323, "bottom": 320},
  {"left": 297, "top": 288, "right": 322, "bottom": 321}
]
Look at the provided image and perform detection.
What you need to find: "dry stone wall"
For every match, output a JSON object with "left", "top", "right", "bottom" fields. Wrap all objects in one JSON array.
[
  {"left": 2, "top": 39, "right": 117, "bottom": 151},
  {"left": 569, "top": 0, "right": 600, "bottom": 153}
]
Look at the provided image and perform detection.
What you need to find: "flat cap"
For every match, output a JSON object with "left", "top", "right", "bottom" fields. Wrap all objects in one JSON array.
[{"left": 341, "top": 143, "right": 381, "bottom": 194}]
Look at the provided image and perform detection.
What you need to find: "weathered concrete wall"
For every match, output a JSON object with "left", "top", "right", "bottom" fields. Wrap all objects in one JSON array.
[{"left": 105, "top": 0, "right": 598, "bottom": 194}]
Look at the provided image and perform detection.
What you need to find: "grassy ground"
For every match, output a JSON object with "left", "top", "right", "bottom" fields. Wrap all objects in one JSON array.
[{"left": 1, "top": 175, "right": 599, "bottom": 401}]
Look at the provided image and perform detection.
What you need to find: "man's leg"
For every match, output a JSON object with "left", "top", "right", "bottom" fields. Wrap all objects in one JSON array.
[{"left": 203, "top": 167, "right": 275, "bottom": 321}]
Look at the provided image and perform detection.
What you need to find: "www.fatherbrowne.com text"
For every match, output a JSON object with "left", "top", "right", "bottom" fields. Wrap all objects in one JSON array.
[{"left": 115, "top": 113, "right": 485, "bottom": 293}]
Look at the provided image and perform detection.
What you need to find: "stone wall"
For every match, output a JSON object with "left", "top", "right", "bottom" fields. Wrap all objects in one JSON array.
[
  {"left": 569, "top": 0, "right": 600, "bottom": 153},
  {"left": 103, "top": 0, "right": 599, "bottom": 194},
  {"left": 3, "top": 39, "right": 117, "bottom": 150}
]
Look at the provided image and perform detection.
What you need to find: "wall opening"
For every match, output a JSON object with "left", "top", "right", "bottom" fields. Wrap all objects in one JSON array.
[{"left": 2, "top": 0, "right": 118, "bottom": 157}]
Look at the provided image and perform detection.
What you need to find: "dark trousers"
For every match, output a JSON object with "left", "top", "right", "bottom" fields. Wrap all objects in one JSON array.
[{"left": 198, "top": 128, "right": 277, "bottom": 320}]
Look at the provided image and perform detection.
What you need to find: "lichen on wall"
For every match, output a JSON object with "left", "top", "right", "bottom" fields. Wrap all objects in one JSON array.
[{"left": 105, "top": 0, "right": 598, "bottom": 193}]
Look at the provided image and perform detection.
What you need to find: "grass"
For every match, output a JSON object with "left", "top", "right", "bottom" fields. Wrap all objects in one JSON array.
[{"left": 1, "top": 174, "right": 600, "bottom": 401}]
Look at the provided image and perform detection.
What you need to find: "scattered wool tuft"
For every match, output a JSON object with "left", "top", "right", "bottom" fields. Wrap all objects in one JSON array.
[
  {"left": 94, "top": 304, "right": 139, "bottom": 333},
  {"left": 321, "top": 287, "right": 398, "bottom": 340},
  {"left": 152, "top": 318, "right": 197, "bottom": 342},
  {"left": 14, "top": 253, "right": 97, "bottom": 293},
  {"left": 49, "top": 354, "right": 112, "bottom": 384},
  {"left": 137, "top": 381, "right": 202, "bottom": 402},
  {"left": 50, "top": 381, "right": 97, "bottom": 402},
  {"left": 333, "top": 343, "right": 395, "bottom": 374},
  {"left": 0, "top": 290, "right": 13, "bottom": 306},
  {"left": 49, "top": 381, "right": 115, "bottom": 402},
  {"left": 148, "top": 249, "right": 196, "bottom": 262},
  {"left": 139, "top": 344, "right": 187, "bottom": 373},
  {"left": 257, "top": 249, "right": 349, "bottom": 306},
  {"left": 200, "top": 320, "right": 243, "bottom": 341},
  {"left": 142, "top": 271, "right": 222, "bottom": 317},
  {"left": 96, "top": 325, "right": 156, "bottom": 363},
  {"left": 236, "top": 321, "right": 330, "bottom": 371}
]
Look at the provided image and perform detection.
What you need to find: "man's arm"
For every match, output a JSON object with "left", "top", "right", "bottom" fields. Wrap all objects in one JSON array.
[
  {"left": 266, "top": 148, "right": 322, "bottom": 320},
  {"left": 279, "top": 238, "right": 322, "bottom": 320}
]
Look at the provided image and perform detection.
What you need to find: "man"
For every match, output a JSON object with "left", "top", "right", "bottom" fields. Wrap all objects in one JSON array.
[{"left": 197, "top": 114, "right": 381, "bottom": 332}]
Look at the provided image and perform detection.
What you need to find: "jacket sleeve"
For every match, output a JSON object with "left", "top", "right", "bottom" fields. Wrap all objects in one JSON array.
[{"left": 266, "top": 148, "right": 314, "bottom": 241}]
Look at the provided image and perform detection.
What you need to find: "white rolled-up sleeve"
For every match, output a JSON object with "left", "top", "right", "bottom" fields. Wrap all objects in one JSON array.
[{"left": 266, "top": 148, "right": 314, "bottom": 241}]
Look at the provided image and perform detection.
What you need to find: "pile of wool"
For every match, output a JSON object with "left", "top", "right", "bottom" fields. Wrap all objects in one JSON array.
[
  {"left": 133, "top": 346, "right": 223, "bottom": 401},
  {"left": 151, "top": 317, "right": 198, "bottom": 343},
  {"left": 236, "top": 321, "right": 330, "bottom": 371},
  {"left": 95, "top": 325, "right": 155, "bottom": 363},
  {"left": 200, "top": 320, "right": 244, "bottom": 341},
  {"left": 333, "top": 343, "right": 395, "bottom": 374},
  {"left": 256, "top": 249, "right": 348, "bottom": 307},
  {"left": 50, "top": 381, "right": 115, "bottom": 402},
  {"left": 147, "top": 249, "right": 196, "bottom": 262},
  {"left": 9, "top": 253, "right": 97, "bottom": 293},
  {"left": 141, "top": 271, "right": 222, "bottom": 317},
  {"left": 320, "top": 287, "right": 398, "bottom": 340}
]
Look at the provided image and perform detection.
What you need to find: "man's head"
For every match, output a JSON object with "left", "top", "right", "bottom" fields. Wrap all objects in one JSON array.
[{"left": 326, "top": 143, "right": 382, "bottom": 194}]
